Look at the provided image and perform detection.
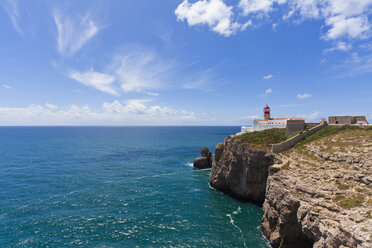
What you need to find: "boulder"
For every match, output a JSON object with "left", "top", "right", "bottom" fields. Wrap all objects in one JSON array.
[
  {"left": 193, "top": 157, "right": 210, "bottom": 169},
  {"left": 193, "top": 147, "right": 213, "bottom": 169}
]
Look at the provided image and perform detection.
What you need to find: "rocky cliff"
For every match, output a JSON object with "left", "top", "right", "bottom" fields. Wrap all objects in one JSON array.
[
  {"left": 262, "top": 127, "right": 372, "bottom": 248},
  {"left": 209, "top": 136, "right": 275, "bottom": 204},
  {"left": 207, "top": 127, "right": 371, "bottom": 248}
]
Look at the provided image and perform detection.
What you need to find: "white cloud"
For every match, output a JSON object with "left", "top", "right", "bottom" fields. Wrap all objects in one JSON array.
[
  {"left": 281, "top": 0, "right": 372, "bottom": 41},
  {"left": 2, "top": 84, "right": 11, "bottom": 89},
  {"left": 175, "top": 0, "right": 372, "bottom": 49},
  {"left": 53, "top": 9, "right": 101, "bottom": 56},
  {"left": 142, "top": 91, "right": 160, "bottom": 96},
  {"left": 109, "top": 48, "right": 172, "bottom": 93},
  {"left": 297, "top": 93, "right": 312, "bottom": 99},
  {"left": 46, "top": 103, "right": 58, "bottom": 109},
  {"left": 0, "top": 101, "right": 196, "bottom": 125},
  {"left": 335, "top": 51, "right": 372, "bottom": 75},
  {"left": 325, "top": 41, "right": 352, "bottom": 53},
  {"left": 263, "top": 74, "right": 273, "bottom": 79},
  {"left": 68, "top": 47, "right": 169, "bottom": 95},
  {"left": 68, "top": 69, "right": 118, "bottom": 96},
  {"left": 260, "top": 88, "right": 272, "bottom": 97},
  {"left": 325, "top": 15, "right": 371, "bottom": 40},
  {"left": 1, "top": 0, "right": 22, "bottom": 34},
  {"left": 175, "top": 0, "right": 247, "bottom": 36},
  {"left": 299, "top": 111, "right": 323, "bottom": 121},
  {"left": 103, "top": 99, "right": 174, "bottom": 116},
  {"left": 68, "top": 46, "right": 220, "bottom": 95},
  {"left": 239, "top": 0, "right": 278, "bottom": 15}
]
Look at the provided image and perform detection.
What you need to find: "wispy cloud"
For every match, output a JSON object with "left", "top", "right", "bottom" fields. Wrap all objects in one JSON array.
[
  {"left": 1, "top": 0, "right": 22, "bottom": 34},
  {"left": 68, "top": 46, "right": 220, "bottom": 95},
  {"left": 263, "top": 74, "right": 273, "bottom": 79},
  {"left": 109, "top": 48, "right": 173, "bottom": 93},
  {"left": 67, "top": 47, "right": 170, "bottom": 95},
  {"left": 53, "top": 9, "right": 101, "bottom": 56},
  {"left": 183, "top": 68, "right": 218, "bottom": 90},
  {"left": 297, "top": 93, "right": 312, "bottom": 99},
  {"left": 0, "top": 101, "right": 196, "bottom": 125},
  {"left": 2, "top": 84, "right": 11, "bottom": 89},
  {"left": 260, "top": 88, "right": 272, "bottom": 97},
  {"left": 325, "top": 41, "right": 352, "bottom": 53},
  {"left": 68, "top": 69, "right": 118, "bottom": 96},
  {"left": 142, "top": 91, "right": 160, "bottom": 96},
  {"left": 299, "top": 111, "right": 323, "bottom": 122}
]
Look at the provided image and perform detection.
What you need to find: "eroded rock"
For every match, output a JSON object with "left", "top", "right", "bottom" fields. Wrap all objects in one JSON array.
[
  {"left": 193, "top": 147, "right": 213, "bottom": 169},
  {"left": 209, "top": 136, "right": 275, "bottom": 204}
]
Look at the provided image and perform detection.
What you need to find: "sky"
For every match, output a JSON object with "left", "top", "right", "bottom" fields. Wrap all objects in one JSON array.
[{"left": 0, "top": 0, "right": 371, "bottom": 126}]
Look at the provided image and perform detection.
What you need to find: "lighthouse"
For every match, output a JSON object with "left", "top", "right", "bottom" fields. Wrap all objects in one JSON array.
[
  {"left": 239, "top": 105, "right": 305, "bottom": 134},
  {"left": 264, "top": 105, "right": 270, "bottom": 120}
]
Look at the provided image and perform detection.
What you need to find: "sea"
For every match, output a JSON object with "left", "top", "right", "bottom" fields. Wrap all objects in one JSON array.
[{"left": 0, "top": 127, "right": 270, "bottom": 248}]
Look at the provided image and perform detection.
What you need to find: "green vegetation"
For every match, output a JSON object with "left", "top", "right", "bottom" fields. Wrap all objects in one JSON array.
[
  {"left": 237, "top": 128, "right": 287, "bottom": 148},
  {"left": 333, "top": 193, "right": 365, "bottom": 208},
  {"left": 281, "top": 162, "right": 290, "bottom": 170},
  {"left": 355, "top": 187, "right": 366, "bottom": 193},
  {"left": 337, "top": 183, "right": 350, "bottom": 190},
  {"left": 294, "top": 125, "right": 364, "bottom": 149},
  {"left": 333, "top": 195, "right": 346, "bottom": 202},
  {"left": 367, "top": 210, "right": 372, "bottom": 219},
  {"left": 361, "top": 227, "right": 369, "bottom": 232}
]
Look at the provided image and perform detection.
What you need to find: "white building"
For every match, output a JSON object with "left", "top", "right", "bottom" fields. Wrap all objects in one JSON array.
[{"left": 239, "top": 105, "right": 305, "bottom": 134}]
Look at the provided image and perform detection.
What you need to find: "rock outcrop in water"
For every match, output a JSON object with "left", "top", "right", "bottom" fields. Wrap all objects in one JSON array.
[
  {"left": 204, "top": 127, "right": 371, "bottom": 248},
  {"left": 193, "top": 147, "right": 213, "bottom": 169},
  {"left": 209, "top": 136, "right": 275, "bottom": 204}
]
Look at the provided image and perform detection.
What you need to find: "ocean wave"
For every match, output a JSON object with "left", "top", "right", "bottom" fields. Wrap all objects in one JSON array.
[{"left": 185, "top": 162, "right": 193, "bottom": 167}]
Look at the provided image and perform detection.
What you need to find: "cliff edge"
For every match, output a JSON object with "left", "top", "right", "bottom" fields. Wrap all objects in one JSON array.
[
  {"left": 262, "top": 126, "right": 371, "bottom": 248},
  {"left": 208, "top": 126, "right": 371, "bottom": 247}
]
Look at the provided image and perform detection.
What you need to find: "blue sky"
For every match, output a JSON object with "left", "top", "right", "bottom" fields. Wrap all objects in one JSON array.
[{"left": 0, "top": 0, "right": 371, "bottom": 125}]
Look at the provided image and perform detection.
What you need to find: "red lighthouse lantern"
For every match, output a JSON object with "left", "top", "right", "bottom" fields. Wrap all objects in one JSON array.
[{"left": 264, "top": 105, "right": 270, "bottom": 120}]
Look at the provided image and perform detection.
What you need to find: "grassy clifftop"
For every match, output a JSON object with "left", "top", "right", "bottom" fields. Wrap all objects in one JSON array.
[
  {"left": 236, "top": 128, "right": 287, "bottom": 149},
  {"left": 295, "top": 125, "right": 372, "bottom": 150}
]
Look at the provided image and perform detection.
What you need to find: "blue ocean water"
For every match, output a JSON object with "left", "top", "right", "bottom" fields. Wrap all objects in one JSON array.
[{"left": 0, "top": 127, "right": 270, "bottom": 248}]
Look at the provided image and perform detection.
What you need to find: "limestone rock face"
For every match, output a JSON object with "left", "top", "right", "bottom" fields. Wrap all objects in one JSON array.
[
  {"left": 262, "top": 128, "right": 372, "bottom": 248},
  {"left": 209, "top": 137, "right": 275, "bottom": 204},
  {"left": 193, "top": 147, "right": 213, "bottom": 169}
]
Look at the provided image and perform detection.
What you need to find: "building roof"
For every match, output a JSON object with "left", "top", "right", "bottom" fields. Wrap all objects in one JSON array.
[{"left": 256, "top": 118, "right": 305, "bottom": 122}]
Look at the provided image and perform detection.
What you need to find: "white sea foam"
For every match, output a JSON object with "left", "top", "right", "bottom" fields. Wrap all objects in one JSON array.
[
  {"left": 135, "top": 172, "right": 182, "bottom": 180},
  {"left": 233, "top": 206, "right": 241, "bottom": 215},
  {"left": 185, "top": 162, "right": 193, "bottom": 167},
  {"left": 226, "top": 207, "right": 247, "bottom": 248}
]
